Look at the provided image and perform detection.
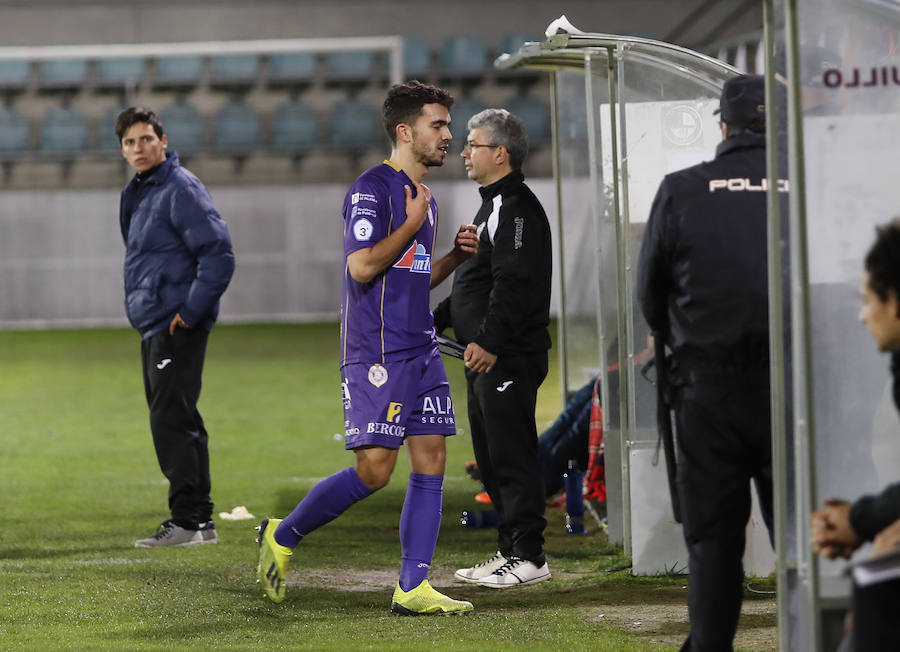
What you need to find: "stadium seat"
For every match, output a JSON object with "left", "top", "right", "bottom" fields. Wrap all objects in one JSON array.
[
  {"left": 0, "top": 60, "right": 31, "bottom": 90},
  {"left": 41, "top": 105, "right": 88, "bottom": 152},
  {"left": 503, "top": 93, "right": 550, "bottom": 143},
  {"left": 329, "top": 98, "right": 379, "bottom": 147},
  {"left": 498, "top": 33, "right": 542, "bottom": 56},
  {"left": 39, "top": 59, "right": 89, "bottom": 89},
  {"left": 213, "top": 101, "right": 260, "bottom": 150},
  {"left": 98, "top": 105, "right": 125, "bottom": 151},
  {"left": 402, "top": 36, "right": 431, "bottom": 79},
  {"left": 95, "top": 57, "right": 145, "bottom": 88},
  {"left": 159, "top": 101, "right": 205, "bottom": 151},
  {"left": 325, "top": 51, "right": 374, "bottom": 82},
  {"left": 440, "top": 36, "right": 487, "bottom": 77},
  {"left": 154, "top": 55, "right": 204, "bottom": 87},
  {"left": 0, "top": 105, "right": 29, "bottom": 152},
  {"left": 268, "top": 52, "right": 317, "bottom": 85},
  {"left": 271, "top": 100, "right": 318, "bottom": 149},
  {"left": 210, "top": 54, "right": 260, "bottom": 87},
  {"left": 449, "top": 96, "right": 487, "bottom": 144}
]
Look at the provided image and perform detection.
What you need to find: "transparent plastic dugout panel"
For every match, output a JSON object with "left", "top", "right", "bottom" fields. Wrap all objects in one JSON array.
[{"left": 780, "top": 0, "right": 900, "bottom": 648}]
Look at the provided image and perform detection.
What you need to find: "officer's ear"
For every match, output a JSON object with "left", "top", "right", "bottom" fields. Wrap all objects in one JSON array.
[{"left": 494, "top": 145, "right": 508, "bottom": 165}]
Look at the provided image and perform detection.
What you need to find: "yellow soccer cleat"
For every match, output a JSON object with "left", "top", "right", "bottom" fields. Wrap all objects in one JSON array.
[
  {"left": 256, "top": 518, "right": 292, "bottom": 603},
  {"left": 390, "top": 579, "right": 474, "bottom": 616}
]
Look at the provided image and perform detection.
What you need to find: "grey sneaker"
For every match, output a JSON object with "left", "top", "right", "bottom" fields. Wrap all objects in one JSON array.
[
  {"left": 454, "top": 551, "right": 508, "bottom": 583},
  {"left": 476, "top": 557, "right": 551, "bottom": 588},
  {"left": 135, "top": 520, "right": 207, "bottom": 548},
  {"left": 199, "top": 520, "right": 218, "bottom": 544}
]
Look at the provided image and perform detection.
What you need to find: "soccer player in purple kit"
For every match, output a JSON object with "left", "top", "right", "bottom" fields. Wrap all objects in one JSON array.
[{"left": 256, "top": 81, "right": 479, "bottom": 615}]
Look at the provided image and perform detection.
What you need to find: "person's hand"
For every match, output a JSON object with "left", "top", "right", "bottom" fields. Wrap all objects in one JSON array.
[
  {"left": 168, "top": 312, "right": 189, "bottom": 335},
  {"left": 811, "top": 499, "right": 861, "bottom": 559},
  {"left": 872, "top": 518, "right": 900, "bottom": 556},
  {"left": 464, "top": 342, "right": 497, "bottom": 373},
  {"left": 404, "top": 181, "right": 431, "bottom": 230},
  {"left": 452, "top": 224, "right": 478, "bottom": 259}
]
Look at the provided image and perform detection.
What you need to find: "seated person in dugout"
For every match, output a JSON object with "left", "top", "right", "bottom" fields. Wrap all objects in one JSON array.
[{"left": 811, "top": 219, "right": 900, "bottom": 652}]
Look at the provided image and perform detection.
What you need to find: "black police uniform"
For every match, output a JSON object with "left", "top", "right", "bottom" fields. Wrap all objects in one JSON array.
[
  {"left": 434, "top": 169, "right": 552, "bottom": 565},
  {"left": 637, "top": 130, "right": 776, "bottom": 651}
]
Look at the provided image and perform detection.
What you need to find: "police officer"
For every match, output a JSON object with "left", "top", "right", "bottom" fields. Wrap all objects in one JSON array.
[{"left": 637, "top": 74, "right": 776, "bottom": 651}]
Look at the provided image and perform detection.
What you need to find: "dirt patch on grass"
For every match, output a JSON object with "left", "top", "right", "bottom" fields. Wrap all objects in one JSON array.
[{"left": 588, "top": 600, "right": 777, "bottom": 651}]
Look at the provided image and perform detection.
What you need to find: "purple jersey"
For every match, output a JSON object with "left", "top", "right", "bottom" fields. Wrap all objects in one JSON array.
[{"left": 341, "top": 161, "right": 439, "bottom": 365}]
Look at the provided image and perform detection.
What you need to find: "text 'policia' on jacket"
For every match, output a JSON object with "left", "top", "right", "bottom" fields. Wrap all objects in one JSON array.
[
  {"left": 119, "top": 152, "right": 235, "bottom": 340},
  {"left": 434, "top": 170, "right": 552, "bottom": 356},
  {"left": 638, "top": 132, "right": 787, "bottom": 367}
]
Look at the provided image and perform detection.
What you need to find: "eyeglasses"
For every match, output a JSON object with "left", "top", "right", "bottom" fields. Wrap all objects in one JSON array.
[{"left": 463, "top": 141, "right": 500, "bottom": 152}]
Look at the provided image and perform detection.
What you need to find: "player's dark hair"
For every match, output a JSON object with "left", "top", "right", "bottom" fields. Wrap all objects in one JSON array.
[
  {"left": 865, "top": 218, "right": 900, "bottom": 312},
  {"left": 383, "top": 80, "right": 454, "bottom": 145},
  {"left": 725, "top": 120, "right": 765, "bottom": 137},
  {"left": 115, "top": 107, "right": 164, "bottom": 143},
  {"left": 467, "top": 108, "right": 529, "bottom": 170}
]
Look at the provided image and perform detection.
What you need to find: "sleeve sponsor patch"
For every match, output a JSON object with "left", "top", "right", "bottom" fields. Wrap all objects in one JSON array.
[
  {"left": 353, "top": 218, "right": 374, "bottom": 241},
  {"left": 351, "top": 191, "right": 378, "bottom": 205},
  {"left": 351, "top": 206, "right": 377, "bottom": 219}
]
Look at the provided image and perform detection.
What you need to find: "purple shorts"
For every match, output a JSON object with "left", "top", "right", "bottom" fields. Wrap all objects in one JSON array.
[{"left": 341, "top": 345, "right": 456, "bottom": 450}]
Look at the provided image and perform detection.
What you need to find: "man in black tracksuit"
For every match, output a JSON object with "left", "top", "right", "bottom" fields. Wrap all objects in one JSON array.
[
  {"left": 434, "top": 108, "right": 553, "bottom": 588},
  {"left": 637, "top": 75, "right": 780, "bottom": 651}
]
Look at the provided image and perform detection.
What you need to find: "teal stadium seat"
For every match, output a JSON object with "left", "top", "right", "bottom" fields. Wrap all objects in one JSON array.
[
  {"left": 41, "top": 106, "right": 88, "bottom": 152},
  {"left": 402, "top": 36, "right": 430, "bottom": 79},
  {"left": 329, "top": 98, "right": 378, "bottom": 147},
  {"left": 449, "top": 96, "right": 487, "bottom": 144},
  {"left": 159, "top": 101, "right": 204, "bottom": 151},
  {"left": 99, "top": 106, "right": 126, "bottom": 151},
  {"left": 154, "top": 56, "right": 204, "bottom": 87},
  {"left": 210, "top": 54, "right": 260, "bottom": 87},
  {"left": 268, "top": 52, "right": 317, "bottom": 85},
  {"left": 504, "top": 94, "right": 550, "bottom": 143},
  {"left": 0, "top": 60, "right": 31, "bottom": 90},
  {"left": 214, "top": 101, "right": 260, "bottom": 149},
  {"left": 440, "top": 36, "right": 487, "bottom": 77},
  {"left": 325, "top": 51, "right": 374, "bottom": 82},
  {"left": 271, "top": 100, "right": 318, "bottom": 148},
  {"left": 0, "top": 106, "right": 29, "bottom": 152},
  {"left": 96, "top": 58, "right": 145, "bottom": 88},
  {"left": 39, "top": 59, "right": 88, "bottom": 89}
]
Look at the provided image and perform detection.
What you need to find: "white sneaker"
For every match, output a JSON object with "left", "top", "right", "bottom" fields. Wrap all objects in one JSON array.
[
  {"left": 476, "top": 557, "right": 551, "bottom": 588},
  {"left": 454, "top": 551, "right": 508, "bottom": 583}
]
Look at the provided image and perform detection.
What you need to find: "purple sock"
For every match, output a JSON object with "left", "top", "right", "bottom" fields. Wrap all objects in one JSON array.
[
  {"left": 274, "top": 467, "right": 372, "bottom": 548},
  {"left": 398, "top": 473, "right": 443, "bottom": 591}
]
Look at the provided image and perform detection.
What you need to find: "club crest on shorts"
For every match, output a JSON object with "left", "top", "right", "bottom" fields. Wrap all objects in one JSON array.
[{"left": 368, "top": 363, "right": 388, "bottom": 387}]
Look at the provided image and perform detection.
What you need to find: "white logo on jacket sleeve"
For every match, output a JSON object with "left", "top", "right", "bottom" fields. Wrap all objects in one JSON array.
[{"left": 353, "top": 219, "right": 374, "bottom": 241}]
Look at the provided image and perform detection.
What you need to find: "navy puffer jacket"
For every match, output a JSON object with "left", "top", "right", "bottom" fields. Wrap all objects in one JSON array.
[{"left": 119, "top": 152, "right": 235, "bottom": 339}]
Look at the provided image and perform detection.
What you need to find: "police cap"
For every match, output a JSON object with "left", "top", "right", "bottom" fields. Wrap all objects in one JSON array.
[{"left": 714, "top": 74, "right": 765, "bottom": 129}]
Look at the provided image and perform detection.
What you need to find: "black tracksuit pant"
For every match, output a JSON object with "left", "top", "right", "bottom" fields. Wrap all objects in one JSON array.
[
  {"left": 466, "top": 351, "right": 548, "bottom": 565},
  {"left": 674, "top": 373, "right": 774, "bottom": 652},
  {"left": 140, "top": 327, "right": 213, "bottom": 529}
]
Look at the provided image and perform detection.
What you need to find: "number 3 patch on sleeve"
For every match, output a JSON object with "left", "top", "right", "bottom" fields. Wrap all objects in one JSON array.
[{"left": 353, "top": 218, "right": 374, "bottom": 241}]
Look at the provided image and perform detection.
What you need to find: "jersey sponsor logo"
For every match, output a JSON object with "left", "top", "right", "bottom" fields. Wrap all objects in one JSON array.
[
  {"left": 393, "top": 241, "right": 431, "bottom": 274},
  {"left": 386, "top": 401, "right": 403, "bottom": 423},
  {"left": 368, "top": 363, "right": 388, "bottom": 387},
  {"left": 351, "top": 191, "right": 378, "bottom": 205},
  {"left": 366, "top": 422, "right": 406, "bottom": 437},
  {"left": 352, "top": 206, "right": 376, "bottom": 219},
  {"left": 353, "top": 218, "right": 374, "bottom": 241},
  {"left": 708, "top": 178, "right": 790, "bottom": 193},
  {"left": 422, "top": 395, "right": 452, "bottom": 414},
  {"left": 513, "top": 216, "right": 524, "bottom": 250}
]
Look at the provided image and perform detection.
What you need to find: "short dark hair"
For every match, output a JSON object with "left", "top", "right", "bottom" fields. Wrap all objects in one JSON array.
[
  {"left": 467, "top": 108, "right": 529, "bottom": 169},
  {"left": 382, "top": 80, "right": 453, "bottom": 145},
  {"left": 865, "top": 218, "right": 900, "bottom": 308},
  {"left": 115, "top": 107, "right": 164, "bottom": 143}
]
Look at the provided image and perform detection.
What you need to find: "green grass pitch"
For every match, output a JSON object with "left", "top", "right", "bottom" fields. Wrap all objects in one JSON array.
[{"left": 0, "top": 323, "right": 772, "bottom": 650}]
